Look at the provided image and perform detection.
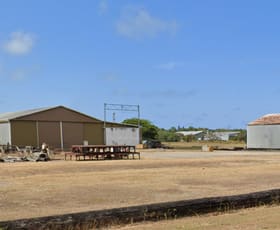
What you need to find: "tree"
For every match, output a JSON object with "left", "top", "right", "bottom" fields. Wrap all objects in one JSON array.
[
  {"left": 122, "top": 118, "right": 159, "bottom": 140},
  {"left": 157, "top": 129, "right": 180, "bottom": 142},
  {"left": 230, "top": 129, "right": 247, "bottom": 142}
]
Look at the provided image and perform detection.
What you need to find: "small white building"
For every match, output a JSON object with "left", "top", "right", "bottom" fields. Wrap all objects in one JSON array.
[
  {"left": 176, "top": 131, "right": 205, "bottom": 140},
  {"left": 247, "top": 114, "right": 280, "bottom": 149}
]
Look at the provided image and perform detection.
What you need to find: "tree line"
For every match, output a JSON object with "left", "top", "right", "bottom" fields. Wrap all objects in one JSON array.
[{"left": 122, "top": 118, "right": 247, "bottom": 142}]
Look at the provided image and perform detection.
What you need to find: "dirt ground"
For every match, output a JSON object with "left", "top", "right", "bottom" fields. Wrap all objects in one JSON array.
[{"left": 1, "top": 149, "right": 280, "bottom": 223}]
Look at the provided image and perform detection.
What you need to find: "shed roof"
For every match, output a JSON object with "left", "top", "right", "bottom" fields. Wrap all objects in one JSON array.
[
  {"left": 0, "top": 107, "right": 52, "bottom": 122},
  {"left": 249, "top": 114, "right": 280, "bottom": 125},
  {"left": 213, "top": 131, "right": 240, "bottom": 135},
  {"left": 0, "top": 106, "right": 102, "bottom": 122},
  {"left": 176, "top": 131, "right": 204, "bottom": 136}
]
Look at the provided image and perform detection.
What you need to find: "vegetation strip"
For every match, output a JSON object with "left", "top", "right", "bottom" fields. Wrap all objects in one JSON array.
[{"left": 1, "top": 189, "right": 280, "bottom": 230}]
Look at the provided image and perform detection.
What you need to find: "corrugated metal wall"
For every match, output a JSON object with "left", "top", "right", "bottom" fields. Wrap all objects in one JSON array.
[
  {"left": 62, "top": 122, "right": 84, "bottom": 148},
  {"left": 83, "top": 123, "right": 104, "bottom": 145},
  {"left": 11, "top": 121, "right": 37, "bottom": 147},
  {"left": 38, "top": 121, "right": 61, "bottom": 149},
  {"left": 105, "top": 127, "right": 140, "bottom": 145},
  {"left": 10, "top": 121, "right": 106, "bottom": 149},
  {"left": 247, "top": 125, "right": 280, "bottom": 149},
  {"left": 0, "top": 123, "right": 11, "bottom": 145}
]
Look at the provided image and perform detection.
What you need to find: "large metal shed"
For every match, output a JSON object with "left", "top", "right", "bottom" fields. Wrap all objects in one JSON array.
[
  {"left": 0, "top": 106, "right": 139, "bottom": 149},
  {"left": 247, "top": 114, "right": 280, "bottom": 149}
]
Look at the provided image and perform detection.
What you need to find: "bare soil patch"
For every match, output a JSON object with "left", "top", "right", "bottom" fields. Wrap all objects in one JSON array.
[{"left": 1, "top": 150, "right": 280, "bottom": 222}]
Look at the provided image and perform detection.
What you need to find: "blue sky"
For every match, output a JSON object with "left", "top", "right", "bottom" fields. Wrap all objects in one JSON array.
[{"left": 0, "top": 1, "right": 280, "bottom": 129}]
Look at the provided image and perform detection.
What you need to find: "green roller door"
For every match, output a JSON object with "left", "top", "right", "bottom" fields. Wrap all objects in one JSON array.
[
  {"left": 62, "top": 122, "right": 84, "bottom": 148},
  {"left": 11, "top": 121, "right": 37, "bottom": 147},
  {"left": 84, "top": 123, "right": 104, "bottom": 145},
  {"left": 38, "top": 121, "right": 61, "bottom": 149}
]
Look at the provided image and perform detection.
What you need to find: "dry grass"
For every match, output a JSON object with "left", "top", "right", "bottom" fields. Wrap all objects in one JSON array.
[
  {"left": 163, "top": 141, "right": 246, "bottom": 150},
  {"left": 1, "top": 150, "right": 280, "bottom": 224},
  {"left": 116, "top": 205, "right": 280, "bottom": 230}
]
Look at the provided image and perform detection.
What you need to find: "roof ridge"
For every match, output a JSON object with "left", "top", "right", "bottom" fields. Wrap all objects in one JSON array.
[
  {"left": 0, "top": 106, "right": 55, "bottom": 121},
  {"left": 249, "top": 113, "right": 280, "bottom": 125}
]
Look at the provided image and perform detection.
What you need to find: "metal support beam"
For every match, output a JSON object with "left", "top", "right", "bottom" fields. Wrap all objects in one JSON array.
[
  {"left": 60, "top": 121, "right": 64, "bottom": 150},
  {"left": 36, "top": 121, "right": 40, "bottom": 148}
]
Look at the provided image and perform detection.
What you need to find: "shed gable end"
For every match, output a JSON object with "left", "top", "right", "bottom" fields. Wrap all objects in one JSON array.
[{"left": 12, "top": 107, "right": 101, "bottom": 123}]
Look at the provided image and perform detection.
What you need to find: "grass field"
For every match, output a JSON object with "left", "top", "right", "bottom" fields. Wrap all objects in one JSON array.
[
  {"left": 116, "top": 205, "right": 280, "bottom": 230},
  {"left": 163, "top": 141, "right": 246, "bottom": 150},
  {"left": 1, "top": 149, "right": 280, "bottom": 229}
]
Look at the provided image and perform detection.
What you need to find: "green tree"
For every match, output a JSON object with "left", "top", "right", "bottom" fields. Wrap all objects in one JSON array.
[
  {"left": 183, "top": 135, "right": 196, "bottom": 142},
  {"left": 157, "top": 129, "right": 180, "bottom": 142},
  {"left": 122, "top": 118, "right": 159, "bottom": 140},
  {"left": 230, "top": 129, "right": 247, "bottom": 142}
]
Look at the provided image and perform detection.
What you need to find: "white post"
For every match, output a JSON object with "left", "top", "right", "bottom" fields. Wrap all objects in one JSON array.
[
  {"left": 60, "top": 121, "right": 64, "bottom": 150},
  {"left": 36, "top": 121, "right": 40, "bottom": 148}
]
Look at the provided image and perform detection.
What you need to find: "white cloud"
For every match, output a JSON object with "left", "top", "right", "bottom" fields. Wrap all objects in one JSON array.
[
  {"left": 98, "top": 0, "right": 108, "bottom": 15},
  {"left": 3, "top": 31, "right": 35, "bottom": 55},
  {"left": 156, "top": 61, "right": 184, "bottom": 70},
  {"left": 116, "top": 7, "right": 178, "bottom": 39}
]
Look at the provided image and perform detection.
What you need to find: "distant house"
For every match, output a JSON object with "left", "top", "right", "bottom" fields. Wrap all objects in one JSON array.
[
  {"left": 212, "top": 132, "right": 240, "bottom": 141},
  {"left": 176, "top": 131, "right": 205, "bottom": 140},
  {"left": 203, "top": 131, "right": 240, "bottom": 141},
  {"left": 247, "top": 114, "right": 280, "bottom": 149},
  {"left": 176, "top": 130, "right": 240, "bottom": 142}
]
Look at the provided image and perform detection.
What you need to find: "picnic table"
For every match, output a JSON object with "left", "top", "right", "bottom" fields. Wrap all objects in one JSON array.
[{"left": 65, "top": 145, "right": 140, "bottom": 161}]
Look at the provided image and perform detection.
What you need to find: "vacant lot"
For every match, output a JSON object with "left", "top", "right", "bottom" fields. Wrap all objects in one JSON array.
[{"left": 1, "top": 150, "right": 280, "bottom": 223}]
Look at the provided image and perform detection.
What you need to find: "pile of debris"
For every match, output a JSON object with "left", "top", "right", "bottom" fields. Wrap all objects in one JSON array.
[{"left": 0, "top": 143, "right": 51, "bottom": 163}]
